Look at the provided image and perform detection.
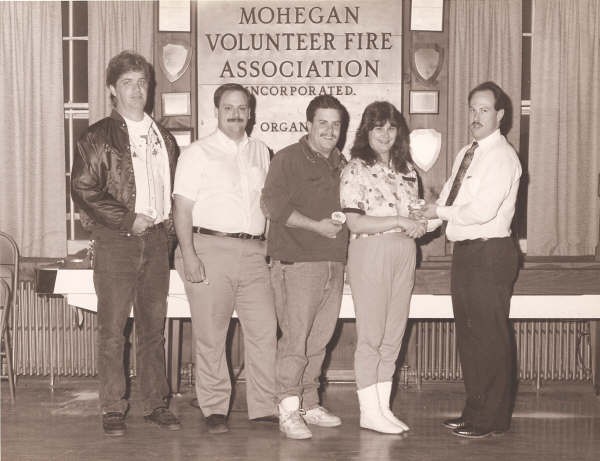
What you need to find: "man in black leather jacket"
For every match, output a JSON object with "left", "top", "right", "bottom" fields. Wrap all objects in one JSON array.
[{"left": 71, "top": 50, "right": 180, "bottom": 437}]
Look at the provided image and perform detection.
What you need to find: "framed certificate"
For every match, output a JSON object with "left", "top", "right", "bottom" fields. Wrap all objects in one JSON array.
[
  {"left": 162, "top": 92, "right": 191, "bottom": 116},
  {"left": 158, "top": 0, "right": 191, "bottom": 32},
  {"left": 409, "top": 90, "right": 439, "bottom": 114},
  {"left": 410, "top": 0, "right": 444, "bottom": 32},
  {"left": 171, "top": 129, "right": 193, "bottom": 147}
]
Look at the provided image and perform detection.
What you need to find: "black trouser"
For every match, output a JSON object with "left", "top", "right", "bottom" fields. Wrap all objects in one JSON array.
[
  {"left": 451, "top": 237, "right": 519, "bottom": 431},
  {"left": 93, "top": 225, "right": 170, "bottom": 415}
]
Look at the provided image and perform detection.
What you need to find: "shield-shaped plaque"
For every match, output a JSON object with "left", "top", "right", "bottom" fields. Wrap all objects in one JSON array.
[
  {"left": 412, "top": 44, "right": 444, "bottom": 84},
  {"left": 160, "top": 42, "right": 192, "bottom": 83},
  {"left": 409, "top": 129, "right": 442, "bottom": 172}
]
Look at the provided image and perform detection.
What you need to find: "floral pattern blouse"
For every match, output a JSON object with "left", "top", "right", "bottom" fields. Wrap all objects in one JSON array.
[{"left": 340, "top": 158, "right": 419, "bottom": 219}]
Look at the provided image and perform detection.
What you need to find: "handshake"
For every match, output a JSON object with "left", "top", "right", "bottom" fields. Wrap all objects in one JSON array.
[{"left": 408, "top": 199, "right": 443, "bottom": 233}]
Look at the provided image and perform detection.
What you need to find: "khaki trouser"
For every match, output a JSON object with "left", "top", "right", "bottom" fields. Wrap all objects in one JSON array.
[
  {"left": 271, "top": 260, "right": 345, "bottom": 410},
  {"left": 175, "top": 234, "right": 277, "bottom": 419},
  {"left": 347, "top": 233, "right": 416, "bottom": 389}
]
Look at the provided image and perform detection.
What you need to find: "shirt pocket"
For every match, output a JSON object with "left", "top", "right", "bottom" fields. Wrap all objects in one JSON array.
[
  {"left": 463, "top": 173, "right": 481, "bottom": 197},
  {"left": 248, "top": 165, "right": 267, "bottom": 191}
]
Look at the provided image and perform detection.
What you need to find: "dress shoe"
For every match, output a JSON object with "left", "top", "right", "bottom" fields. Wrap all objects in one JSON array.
[
  {"left": 250, "top": 415, "right": 279, "bottom": 423},
  {"left": 452, "top": 424, "right": 494, "bottom": 439},
  {"left": 443, "top": 417, "right": 467, "bottom": 430},
  {"left": 144, "top": 407, "right": 181, "bottom": 430},
  {"left": 102, "top": 412, "right": 126, "bottom": 436},
  {"left": 206, "top": 414, "right": 229, "bottom": 434}
]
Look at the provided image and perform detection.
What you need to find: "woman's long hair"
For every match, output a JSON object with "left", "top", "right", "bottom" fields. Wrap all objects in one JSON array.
[{"left": 349, "top": 101, "right": 412, "bottom": 174}]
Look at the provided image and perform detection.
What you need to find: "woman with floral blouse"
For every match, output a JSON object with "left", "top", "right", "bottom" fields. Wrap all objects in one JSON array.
[{"left": 340, "top": 101, "right": 426, "bottom": 434}]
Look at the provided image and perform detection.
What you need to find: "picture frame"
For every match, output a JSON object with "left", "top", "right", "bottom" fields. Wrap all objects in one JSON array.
[
  {"left": 170, "top": 129, "right": 193, "bottom": 148},
  {"left": 409, "top": 90, "right": 439, "bottom": 114},
  {"left": 162, "top": 92, "right": 191, "bottom": 116},
  {"left": 410, "top": 0, "right": 444, "bottom": 32},
  {"left": 158, "top": 0, "right": 191, "bottom": 32}
]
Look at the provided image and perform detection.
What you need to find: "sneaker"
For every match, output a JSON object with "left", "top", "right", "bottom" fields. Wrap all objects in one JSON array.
[
  {"left": 144, "top": 407, "right": 181, "bottom": 431},
  {"left": 300, "top": 406, "right": 342, "bottom": 427},
  {"left": 102, "top": 412, "right": 126, "bottom": 436},
  {"left": 279, "top": 410, "right": 312, "bottom": 439}
]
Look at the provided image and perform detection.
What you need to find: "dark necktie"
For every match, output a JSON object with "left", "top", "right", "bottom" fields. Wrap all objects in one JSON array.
[{"left": 445, "top": 141, "right": 478, "bottom": 206}]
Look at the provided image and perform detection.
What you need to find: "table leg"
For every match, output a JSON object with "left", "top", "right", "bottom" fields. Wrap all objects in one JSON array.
[
  {"left": 165, "top": 319, "right": 182, "bottom": 395},
  {"left": 591, "top": 320, "right": 600, "bottom": 396}
]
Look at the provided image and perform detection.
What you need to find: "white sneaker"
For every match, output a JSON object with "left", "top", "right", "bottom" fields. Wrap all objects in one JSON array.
[
  {"left": 279, "top": 410, "right": 312, "bottom": 439},
  {"left": 300, "top": 406, "right": 342, "bottom": 427}
]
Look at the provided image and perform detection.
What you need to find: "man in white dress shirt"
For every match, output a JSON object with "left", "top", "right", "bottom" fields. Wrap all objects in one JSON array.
[
  {"left": 173, "top": 83, "right": 277, "bottom": 434},
  {"left": 422, "top": 81, "right": 522, "bottom": 439}
]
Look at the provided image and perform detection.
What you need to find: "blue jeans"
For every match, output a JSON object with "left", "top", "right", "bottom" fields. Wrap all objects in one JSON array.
[
  {"left": 93, "top": 226, "right": 170, "bottom": 415},
  {"left": 270, "top": 260, "right": 345, "bottom": 409}
]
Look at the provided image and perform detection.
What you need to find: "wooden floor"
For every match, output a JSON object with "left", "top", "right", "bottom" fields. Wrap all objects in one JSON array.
[{"left": 2, "top": 377, "right": 599, "bottom": 461}]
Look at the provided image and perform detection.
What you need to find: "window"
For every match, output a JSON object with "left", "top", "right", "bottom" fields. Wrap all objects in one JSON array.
[
  {"left": 514, "top": 0, "right": 532, "bottom": 242},
  {"left": 62, "top": 0, "right": 90, "bottom": 252}
]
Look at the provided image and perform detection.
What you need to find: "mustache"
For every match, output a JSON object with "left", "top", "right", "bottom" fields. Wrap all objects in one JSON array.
[
  {"left": 471, "top": 122, "right": 483, "bottom": 127},
  {"left": 227, "top": 118, "right": 245, "bottom": 123}
]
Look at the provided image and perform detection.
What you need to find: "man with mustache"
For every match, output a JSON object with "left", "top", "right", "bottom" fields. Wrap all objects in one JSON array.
[
  {"left": 173, "top": 83, "right": 277, "bottom": 434},
  {"left": 421, "top": 81, "right": 522, "bottom": 438},
  {"left": 261, "top": 95, "right": 349, "bottom": 439}
]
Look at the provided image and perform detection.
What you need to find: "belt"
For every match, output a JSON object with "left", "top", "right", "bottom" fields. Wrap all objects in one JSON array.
[
  {"left": 192, "top": 227, "right": 265, "bottom": 241},
  {"left": 122, "top": 221, "right": 164, "bottom": 237},
  {"left": 454, "top": 237, "right": 509, "bottom": 246}
]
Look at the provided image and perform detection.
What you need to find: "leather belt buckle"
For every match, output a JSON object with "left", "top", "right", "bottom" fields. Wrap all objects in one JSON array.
[{"left": 193, "top": 227, "right": 264, "bottom": 241}]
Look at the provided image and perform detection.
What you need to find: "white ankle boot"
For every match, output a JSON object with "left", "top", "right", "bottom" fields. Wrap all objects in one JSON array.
[
  {"left": 357, "top": 384, "right": 403, "bottom": 434},
  {"left": 376, "top": 382, "right": 410, "bottom": 432}
]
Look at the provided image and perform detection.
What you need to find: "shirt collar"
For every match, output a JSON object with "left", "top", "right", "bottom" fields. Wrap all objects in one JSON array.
[
  {"left": 472, "top": 129, "right": 502, "bottom": 151},
  {"left": 299, "top": 135, "right": 345, "bottom": 170},
  {"left": 215, "top": 128, "right": 249, "bottom": 150}
]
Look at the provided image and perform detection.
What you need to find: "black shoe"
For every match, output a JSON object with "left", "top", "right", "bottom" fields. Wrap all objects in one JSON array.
[
  {"left": 144, "top": 407, "right": 181, "bottom": 431},
  {"left": 452, "top": 424, "right": 493, "bottom": 439},
  {"left": 206, "top": 414, "right": 229, "bottom": 434},
  {"left": 103, "top": 412, "right": 126, "bottom": 437},
  {"left": 250, "top": 415, "right": 279, "bottom": 423},
  {"left": 443, "top": 417, "right": 467, "bottom": 430}
]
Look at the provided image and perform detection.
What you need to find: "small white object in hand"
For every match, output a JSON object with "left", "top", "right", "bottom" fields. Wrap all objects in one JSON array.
[
  {"left": 331, "top": 211, "right": 346, "bottom": 224},
  {"left": 142, "top": 207, "right": 157, "bottom": 220}
]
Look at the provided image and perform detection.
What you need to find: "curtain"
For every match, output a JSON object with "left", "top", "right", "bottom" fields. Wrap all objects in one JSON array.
[
  {"left": 88, "top": 1, "right": 154, "bottom": 124},
  {"left": 0, "top": 2, "right": 66, "bottom": 257},
  {"left": 527, "top": 0, "right": 600, "bottom": 256},
  {"left": 447, "top": 0, "right": 522, "bottom": 169}
]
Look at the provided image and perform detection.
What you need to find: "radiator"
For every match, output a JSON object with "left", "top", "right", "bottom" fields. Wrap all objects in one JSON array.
[
  {"left": 14, "top": 280, "right": 98, "bottom": 377},
  {"left": 416, "top": 319, "right": 593, "bottom": 384},
  {"left": 8, "top": 282, "right": 594, "bottom": 384}
]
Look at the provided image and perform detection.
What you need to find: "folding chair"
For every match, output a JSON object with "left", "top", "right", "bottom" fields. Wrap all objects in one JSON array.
[{"left": 0, "top": 230, "right": 19, "bottom": 401}]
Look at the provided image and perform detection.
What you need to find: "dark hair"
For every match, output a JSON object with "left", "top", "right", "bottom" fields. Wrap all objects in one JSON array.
[
  {"left": 350, "top": 101, "right": 412, "bottom": 174},
  {"left": 468, "top": 81, "right": 513, "bottom": 135},
  {"left": 105, "top": 51, "right": 152, "bottom": 105},
  {"left": 305, "top": 94, "right": 345, "bottom": 122},
  {"left": 213, "top": 83, "right": 251, "bottom": 108}
]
